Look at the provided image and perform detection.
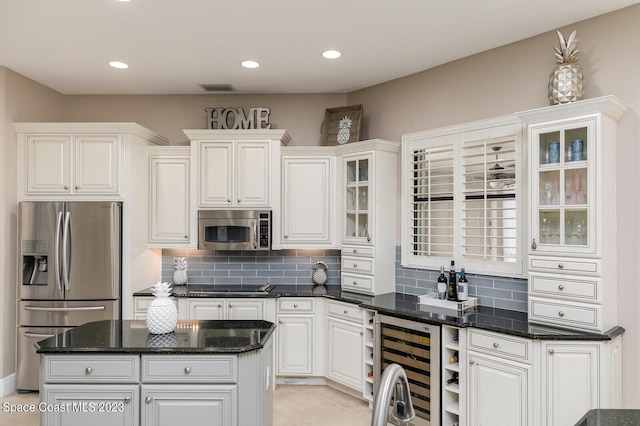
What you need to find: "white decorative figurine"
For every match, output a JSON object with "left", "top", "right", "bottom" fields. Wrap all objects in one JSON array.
[
  {"left": 173, "top": 256, "right": 188, "bottom": 285},
  {"left": 146, "top": 282, "right": 178, "bottom": 334}
]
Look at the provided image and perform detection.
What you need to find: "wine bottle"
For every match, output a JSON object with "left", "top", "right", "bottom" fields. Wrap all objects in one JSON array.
[
  {"left": 447, "top": 260, "right": 458, "bottom": 301},
  {"left": 447, "top": 372, "right": 459, "bottom": 384},
  {"left": 449, "top": 351, "right": 458, "bottom": 363},
  {"left": 437, "top": 266, "right": 447, "bottom": 300},
  {"left": 457, "top": 267, "right": 468, "bottom": 301}
]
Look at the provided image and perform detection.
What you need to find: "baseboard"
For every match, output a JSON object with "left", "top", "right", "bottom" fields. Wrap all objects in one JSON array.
[{"left": 0, "top": 373, "right": 16, "bottom": 397}]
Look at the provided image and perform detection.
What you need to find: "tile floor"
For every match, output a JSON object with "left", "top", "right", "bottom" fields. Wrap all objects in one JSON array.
[{"left": 0, "top": 385, "right": 372, "bottom": 425}]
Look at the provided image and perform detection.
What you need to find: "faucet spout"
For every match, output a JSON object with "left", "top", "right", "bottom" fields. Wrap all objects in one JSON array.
[{"left": 371, "top": 363, "right": 415, "bottom": 426}]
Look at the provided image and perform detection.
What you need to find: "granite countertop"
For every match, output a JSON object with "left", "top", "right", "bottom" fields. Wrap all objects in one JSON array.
[
  {"left": 35, "top": 319, "right": 276, "bottom": 355},
  {"left": 133, "top": 285, "right": 624, "bottom": 341},
  {"left": 575, "top": 409, "right": 640, "bottom": 426}
]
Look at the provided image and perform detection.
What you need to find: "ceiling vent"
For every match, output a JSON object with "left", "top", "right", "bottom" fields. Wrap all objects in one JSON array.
[{"left": 200, "top": 83, "right": 234, "bottom": 92}]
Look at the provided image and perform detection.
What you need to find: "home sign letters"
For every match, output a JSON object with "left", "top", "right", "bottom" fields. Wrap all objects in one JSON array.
[{"left": 205, "top": 107, "right": 271, "bottom": 130}]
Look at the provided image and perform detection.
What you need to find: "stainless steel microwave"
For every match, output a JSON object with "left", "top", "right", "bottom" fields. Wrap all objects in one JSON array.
[{"left": 198, "top": 210, "right": 271, "bottom": 251}]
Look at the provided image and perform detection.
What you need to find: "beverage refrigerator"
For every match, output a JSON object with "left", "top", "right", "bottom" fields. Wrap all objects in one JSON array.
[{"left": 16, "top": 201, "right": 122, "bottom": 391}]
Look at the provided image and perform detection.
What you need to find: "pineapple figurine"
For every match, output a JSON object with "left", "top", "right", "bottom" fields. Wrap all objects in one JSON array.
[
  {"left": 548, "top": 30, "right": 584, "bottom": 105},
  {"left": 336, "top": 116, "right": 352, "bottom": 144},
  {"left": 173, "top": 257, "right": 188, "bottom": 285},
  {"left": 146, "top": 282, "right": 178, "bottom": 334}
]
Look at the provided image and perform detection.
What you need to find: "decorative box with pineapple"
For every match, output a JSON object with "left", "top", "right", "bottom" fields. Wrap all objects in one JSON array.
[{"left": 146, "top": 282, "right": 178, "bottom": 334}]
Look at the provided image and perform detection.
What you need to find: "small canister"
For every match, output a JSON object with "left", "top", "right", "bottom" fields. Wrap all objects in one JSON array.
[
  {"left": 571, "top": 139, "right": 583, "bottom": 161},
  {"left": 548, "top": 141, "right": 560, "bottom": 164}
]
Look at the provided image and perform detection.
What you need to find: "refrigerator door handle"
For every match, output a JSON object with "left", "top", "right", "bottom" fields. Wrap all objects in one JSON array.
[
  {"left": 55, "top": 211, "right": 63, "bottom": 291},
  {"left": 24, "top": 305, "right": 107, "bottom": 312},
  {"left": 62, "top": 211, "right": 71, "bottom": 291}
]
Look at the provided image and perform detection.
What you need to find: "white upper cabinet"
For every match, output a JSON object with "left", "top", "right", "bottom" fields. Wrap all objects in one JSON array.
[
  {"left": 185, "top": 130, "right": 291, "bottom": 209},
  {"left": 281, "top": 148, "right": 336, "bottom": 248},
  {"left": 16, "top": 123, "right": 167, "bottom": 200},
  {"left": 517, "top": 96, "right": 627, "bottom": 333},
  {"left": 148, "top": 147, "right": 192, "bottom": 247},
  {"left": 401, "top": 116, "right": 525, "bottom": 276}
]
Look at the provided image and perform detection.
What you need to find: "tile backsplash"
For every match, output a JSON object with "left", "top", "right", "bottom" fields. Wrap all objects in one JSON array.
[{"left": 161, "top": 246, "right": 528, "bottom": 313}]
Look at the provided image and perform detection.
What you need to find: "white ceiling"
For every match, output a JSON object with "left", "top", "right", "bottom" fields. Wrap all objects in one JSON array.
[{"left": 1, "top": 0, "right": 638, "bottom": 95}]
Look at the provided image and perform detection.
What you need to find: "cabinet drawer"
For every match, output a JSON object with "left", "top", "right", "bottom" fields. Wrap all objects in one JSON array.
[
  {"left": 341, "top": 272, "right": 373, "bottom": 293},
  {"left": 342, "top": 245, "right": 374, "bottom": 257},
  {"left": 467, "top": 330, "right": 532, "bottom": 363},
  {"left": 530, "top": 257, "right": 600, "bottom": 275},
  {"left": 327, "top": 300, "right": 362, "bottom": 323},
  {"left": 44, "top": 355, "right": 139, "bottom": 383},
  {"left": 342, "top": 256, "right": 374, "bottom": 274},
  {"left": 278, "top": 298, "right": 313, "bottom": 312},
  {"left": 530, "top": 274, "right": 599, "bottom": 301},
  {"left": 529, "top": 297, "right": 601, "bottom": 331},
  {"left": 142, "top": 355, "right": 237, "bottom": 383}
]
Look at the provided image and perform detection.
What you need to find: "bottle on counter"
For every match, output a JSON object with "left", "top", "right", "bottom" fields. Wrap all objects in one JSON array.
[
  {"left": 447, "top": 260, "right": 458, "bottom": 301},
  {"left": 457, "top": 268, "right": 468, "bottom": 301},
  {"left": 437, "top": 266, "right": 448, "bottom": 300}
]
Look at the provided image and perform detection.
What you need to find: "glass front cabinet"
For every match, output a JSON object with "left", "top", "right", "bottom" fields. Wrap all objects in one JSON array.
[
  {"left": 344, "top": 155, "right": 371, "bottom": 243},
  {"left": 517, "top": 96, "right": 627, "bottom": 333}
]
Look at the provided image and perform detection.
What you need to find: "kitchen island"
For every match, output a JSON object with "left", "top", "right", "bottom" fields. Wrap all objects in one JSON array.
[{"left": 35, "top": 319, "right": 275, "bottom": 426}]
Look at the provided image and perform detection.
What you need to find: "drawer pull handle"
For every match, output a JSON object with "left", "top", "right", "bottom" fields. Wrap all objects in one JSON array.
[
  {"left": 293, "top": 304, "right": 298, "bottom": 308},
  {"left": 145, "top": 396, "right": 153, "bottom": 404},
  {"left": 492, "top": 342, "right": 499, "bottom": 349},
  {"left": 532, "top": 238, "right": 537, "bottom": 250},
  {"left": 184, "top": 366, "right": 191, "bottom": 374},
  {"left": 549, "top": 349, "right": 555, "bottom": 354},
  {"left": 558, "top": 263, "right": 565, "bottom": 269},
  {"left": 558, "top": 284, "right": 565, "bottom": 290},
  {"left": 85, "top": 367, "right": 93, "bottom": 375},
  {"left": 124, "top": 396, "right": 131, "bottom": 404},
  {"left": 558, "top": 311, "right": 565, "bottom": 317}
]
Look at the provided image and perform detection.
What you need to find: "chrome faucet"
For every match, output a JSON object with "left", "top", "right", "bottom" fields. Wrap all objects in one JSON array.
[{"left": 371, "top": 363, "right": 415, "bottom": 426}]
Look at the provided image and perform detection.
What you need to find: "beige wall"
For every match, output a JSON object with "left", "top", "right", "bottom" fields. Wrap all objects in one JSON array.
[
  {"left": 0, "top": 67, "right": 65, "bottom": 388},
  {"left": 2, "top": 3, "right": 639, "bottom": 407}
]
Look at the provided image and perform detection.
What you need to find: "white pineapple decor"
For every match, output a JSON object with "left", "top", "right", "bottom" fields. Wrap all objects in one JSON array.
[
  {"left": 336, "top": 116, "right": 353, "bottom": 144},
  {"left": 548, "top": 30, "right": 584, "bottom": 105},
  {"left": 173, "top": 257, "right": 188, "bottom": 285},
  {"left": 146, "top": 282, "right": 178, "bottom": 334}
]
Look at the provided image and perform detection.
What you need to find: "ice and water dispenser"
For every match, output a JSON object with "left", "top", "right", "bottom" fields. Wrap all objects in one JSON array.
[{"left": 22, "top": 240, "right": 49, "bottom": 286}]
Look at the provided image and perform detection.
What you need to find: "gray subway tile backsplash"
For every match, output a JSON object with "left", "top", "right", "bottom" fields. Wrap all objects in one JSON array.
[{"left": 161, "top": 246, "right": 529, "bottom": 313}]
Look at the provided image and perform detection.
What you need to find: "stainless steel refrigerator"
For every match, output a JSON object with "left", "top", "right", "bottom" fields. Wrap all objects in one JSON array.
[{"left": 16, "top": 201, "right": 122, "bottom": 391}]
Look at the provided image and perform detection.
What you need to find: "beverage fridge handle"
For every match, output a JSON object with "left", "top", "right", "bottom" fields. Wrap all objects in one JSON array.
[
  {"left": 55, "top": 211, "right": 63, "bottom": 291},
  {"left": 62, "top": 211, "right": 71, "bottom": 291}
]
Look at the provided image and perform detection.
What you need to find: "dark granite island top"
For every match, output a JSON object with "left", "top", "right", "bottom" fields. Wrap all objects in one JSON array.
[
  {"left": 35, "top": 319, "right": 276, "bottom": 354},
  {"left": 575, "top": 409, "right": 640, "bottom": 425}
]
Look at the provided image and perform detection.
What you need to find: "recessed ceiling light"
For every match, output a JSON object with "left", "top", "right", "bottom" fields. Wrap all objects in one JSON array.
[
  {"left": 241, "top": 60, "right": 260, "bottom": 69},
  {"left": 322, "top": 50, "right": 341, "bottom": 59},
  {"left": 109, "top": 61, "right": 129, "bottom": 69}
]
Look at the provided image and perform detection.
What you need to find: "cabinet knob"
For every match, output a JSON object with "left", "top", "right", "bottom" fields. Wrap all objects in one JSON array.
[
  {"left": 284, "top": 235, "right": 288, "bottom": 239},
  {"left": 469, "top": 360, "right": 475, "bottom": 365},
  {"left": 531, "top": 238, "right": 537, "bottom": 250},
  {"left": 229, "top": 304, "right": 233, "bottom": 308},
  {"left": 184, "top": 235, "right": 189, "bottom": 239},
  {"left": 227, "top": 199, "right": 231, "bottom": 203},
  {"left": 344, "top": 310, "right": 349, "bottom": 314},
  {"left": 353, "top": 281, "right": 358, "bottom": 285},
  {"left": 548, "top": 349, "right": 555, "bottom": 354},
  {"left": 237, "top": 199, "right": 241, "bottom": 203},
  {"left": 360, "top": 331, "right": 364, "bottom": 335},
  {"left": 353, "top": 249, "right": 358, "bottom": 253},
  {"left": 558, "top": 263, "right": 565, "bottom": 269},
  {"left": 85, "top": 367, "right": 93, "bottom": 375},
  {"left": 278, "top": 320, "right": 283, "bottom": 324},
  {"left": 218, "top": 304, "right": 222, "bottom": 308},
  {"left": 64, "top": 185, "right": 69, "bottom": 190},
  {"left": 558, "top": 311, "right": 565, "bottom": 317},
  {"left": 123, "top": 396, "right": 131, "bottom": 404},
  {"left": 492, "top": 342, "right": 499, "bottom": 349},
  {"left": 145, "top": 396, "right": 153, "bottom": 404},
  {"left": 558, "top": 284, "right": 565, "bottom": 290},
  {"left": 75, "top": 185, "right": 79, "bottom": 190},
  {"left": 367, "top": 236, "right": 371, "bottom": 242},
  {"left": 353, "top": 263, "right": 358, "bottom": 268},
  {"left": 184, "top": 366, "right": 191, "bottom": 374},
  {"left": 293, "top": 304, "right": 298, "bottom": 308}
]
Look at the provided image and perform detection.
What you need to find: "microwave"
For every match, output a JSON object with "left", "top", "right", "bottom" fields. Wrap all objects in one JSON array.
[{"left": 198, "top": 210, "right": 271, "bottom": 251}]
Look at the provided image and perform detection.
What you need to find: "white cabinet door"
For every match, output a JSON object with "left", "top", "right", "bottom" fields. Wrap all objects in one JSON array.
[
  {"left": 277, "top": 315, "right": 313, "bottom": 375},
  {"left": 542, "top": 343, "right": 600, "bottom": 426},
  {"left": 200, "top": 141, "right": 234, "bottom": 206},
  {"left": 227, "top": 299, "right": 264, "bottom": 320},
  {"left": 467, "top": 351, "right": 532, "bottom": 426},
  {"left": 187, "top": 299, "right": 226, "bottom": 320},
  {"left": 74, "top": 134, "right": 120, "bottom": 194},
  {"left": 236, "top": 141, "right": 269, "bottom": 206},
  {"left": 326, "top": 317, "right": 363, "bottom": 391},
  {"left": 41, "top": 384, "right": 138, "bottom": 426},
  {"left": 281, "top": 156, "right": 333, "bottom": 245},
  {"left": 141, "top": 385, "right": 237, "bottom": 426},
  {"left": 26, "top": 134, "right": 71, "bottom": 194},
  {"left": 149, "top": 154, "right": 190, "bottom": 245}
]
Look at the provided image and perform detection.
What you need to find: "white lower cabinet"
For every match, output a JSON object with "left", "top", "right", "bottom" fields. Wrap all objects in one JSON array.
[
  {"left": 467, "top": 352, "right": 533, "bottom": 426},
  {"left": 140, "top": 385, "right": 236, "bottom": 426},
  {"left": 326, "top": 301, "right": 364, "bottom": 392},
  {"left": 277, "top": 315, "right": 314, "bottom": 375}
]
